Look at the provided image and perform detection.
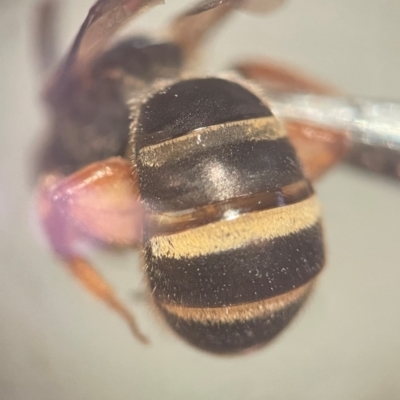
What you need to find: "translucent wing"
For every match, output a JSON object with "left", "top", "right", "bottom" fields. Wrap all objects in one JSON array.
[
  {"left": 65, "top": 0, "right": 163, "bottom": 72},
  {"left": 184, "top": 0, "right": 287, "bottom": 15},
  {"left": 46, "top": 0, "right": 163, "bottom": 99},
  {"left": 170, "top": 0, "right": 288, "bottom": 58}
]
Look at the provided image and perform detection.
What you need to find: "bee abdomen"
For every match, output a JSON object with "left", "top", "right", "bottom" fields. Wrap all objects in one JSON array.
[{"left": 131, "top": 77, "right": 325, "bottom": 353}]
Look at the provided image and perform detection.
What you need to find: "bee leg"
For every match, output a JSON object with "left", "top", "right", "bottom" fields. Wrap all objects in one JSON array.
[
  {"left": 235, "top": 59, "right": 340, "bottom": 95},
  {"left": 37, "top": 157, "right": 148, "bottom": 343},
  {"left": 286, "top": 121, "right": 349, "bottom": 181},
  {"left": 235, "top": 59, "right": 349, "bottom": 179}
]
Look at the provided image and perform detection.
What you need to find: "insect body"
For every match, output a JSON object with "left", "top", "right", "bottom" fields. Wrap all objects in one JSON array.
[{"left": 36, "top": 0, "right": 347, "bottom": 354}]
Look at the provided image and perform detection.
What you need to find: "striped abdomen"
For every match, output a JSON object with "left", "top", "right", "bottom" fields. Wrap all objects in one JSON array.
[{"left": 131, "top": 77, "right": 325, "bottom": 353}]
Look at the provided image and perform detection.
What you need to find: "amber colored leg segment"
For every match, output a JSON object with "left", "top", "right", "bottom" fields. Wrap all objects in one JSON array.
[
  {"left": 287, "top": 121, "right": 349, "bottom": 181},
  {"left": 41, "top": 157, "right": 143, "bottom": 247},
  {"left": 235, "top": 59, "right": 340, "bottom": 95},
  {"left": 236, "top": 59, "right": 349, "bottom": 179},
  {"left": 37, "top": 157, "right": 148, "bottom": 343},
  {"left": 67, "top": 256, "right": 148, "bottom": 343}
]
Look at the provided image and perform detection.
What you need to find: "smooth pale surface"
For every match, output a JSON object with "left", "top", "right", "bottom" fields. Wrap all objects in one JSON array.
[{"left": 0, "top": 1, "right": 399, "bottom": 399}]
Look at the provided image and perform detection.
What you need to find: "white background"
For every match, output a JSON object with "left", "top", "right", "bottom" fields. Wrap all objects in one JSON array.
[{"left": 0, "top": 1, "right": 400, "bottom": 399}]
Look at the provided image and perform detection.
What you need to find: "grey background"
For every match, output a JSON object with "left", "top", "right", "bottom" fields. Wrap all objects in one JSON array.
[{"left": 1, "top": 1, "right": 400, "bottom": 399}]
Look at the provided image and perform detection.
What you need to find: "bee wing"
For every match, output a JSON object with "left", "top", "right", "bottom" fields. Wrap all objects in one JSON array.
[
  {"left": 46, "top": 0, "right": 163, "bottom": 99},
  {"left": 171, "top": 0, "right": 287, "bottom": 58},
  {"left": 239, "top": 0, "right": 288, "bottom": 13},
  {"left": 66, "top": 0, "right": 163, "bottom": 71},
  {"left": 184, "top": 0, "right": 287, "bottom": 15}
]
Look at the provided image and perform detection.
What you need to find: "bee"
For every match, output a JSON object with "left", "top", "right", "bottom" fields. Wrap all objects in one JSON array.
[{"left": 36, "top": 0, "right": 359, "bottom": 354}]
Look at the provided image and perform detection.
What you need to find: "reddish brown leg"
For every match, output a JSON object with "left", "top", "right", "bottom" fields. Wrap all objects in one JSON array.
[
  {"left": 286, "top": 121, "right": 349, "bottom": 181},
  {"left": 236, "top": 59, "right": 340, "bottom": 95},
  {"left": 37, "top": 157, "right": 148, "bottom": 343},
  {"left": 236, "top": 59, "right": 349, "bottom": 179}
]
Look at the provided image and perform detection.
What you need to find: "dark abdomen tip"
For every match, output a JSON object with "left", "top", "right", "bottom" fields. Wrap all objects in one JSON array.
[{"left": 157, "top": 282, "right": 313, "bottom": 354}]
